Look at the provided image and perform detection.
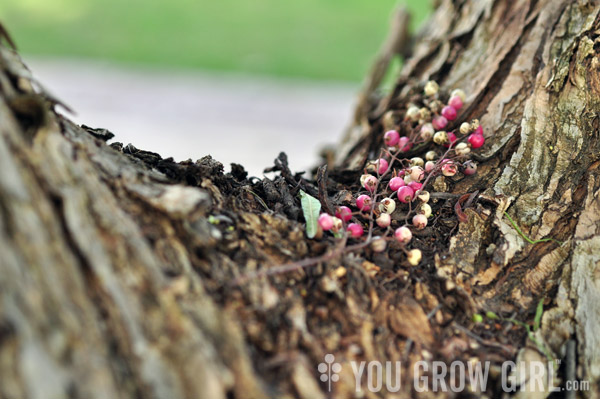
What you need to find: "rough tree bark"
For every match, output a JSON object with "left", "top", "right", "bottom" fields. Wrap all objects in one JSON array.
[{"left": 1, "top": 1, "right": 600, "bottom": 398}]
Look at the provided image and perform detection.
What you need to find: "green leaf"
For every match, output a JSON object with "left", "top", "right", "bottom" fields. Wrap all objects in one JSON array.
[
  {"left": 299, "top": 190, "right": 321, "bottom": 239},
  {"left": 533, "top": 298, "right": 544, "bottom": 331}
]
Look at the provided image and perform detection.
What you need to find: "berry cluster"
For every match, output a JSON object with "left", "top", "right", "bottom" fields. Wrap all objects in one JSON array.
[{"left": 317, "top": 81, "right": 485, "bottom": 266}]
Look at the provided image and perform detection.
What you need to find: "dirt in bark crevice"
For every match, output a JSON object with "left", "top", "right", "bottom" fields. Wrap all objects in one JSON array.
[{"left": 88, "top": 97, "right": 542, "bottom": 398}]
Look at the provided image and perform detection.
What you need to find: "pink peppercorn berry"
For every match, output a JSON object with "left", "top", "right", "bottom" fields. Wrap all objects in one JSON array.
[
  {"left": 376, "top": 158, "right": 389, "bottom": 175},
  {"left": 467, "top": 132, "right": 485, "bottom": 149},
  {"left": 420, "top": 123, "right": 435, "bottom": 141},
  {"left": 363, "top": 175, "right": 378, "bottom": 192},
  {"left": 394, "top": 226, "right": 412, "bottom": 244},
  {"left": 448, "top": 95, "right": 463, "bottom": 110},
  {"left": 408, "top": 181, "right": 423, "bottom": 192},
  {"left": 412, "top": 214, "right": 428, "bottom": 230},
  {"left": 410, "top": 166, "right": 424, "bottom": 182},
  {"left": 318, "top": 213, "right": 334, "bottom": 231},
  {"left": 356, "top": 195, "right": 372, "bottom": 211},
  {"left": 443, "top": 131, "right": 457, "bottom": 148},
  {"left": 389, "top": 176, "right": 405, "bottom": 191},
  {"left": 331, "top": 217, "right": 343, "bottom": 233},
  {"left": 398, "top": 136, "right": 413, "bottom": 152},
  {"left": 376, "top": 213, "right": 391, "bottom": 228},
  {"left": 441, "top": 160, "right": 458, "bottom": 177},
  {"left": 347, "top": 223, "right": 364, "bottom": 238},
  {"left": 397, "top": 186, "right": 414, "bottom": 203},
  {"left": 335, "top": 206, "right": 352, "bottom": 222},
  {"left": 384, "top": 130, "right": 400, "bottom": 146},
  {"left": 441, "top": 105, "right": 457, "bottom": 121},
  {"left": 425, "top": 161, "right": 435, "bottom": 173},
  {"left": 432, "top": 115, "right": 448, "bottom": 130},
  {"left": 463, "top": 160, "right": 478, "bottom": 175}
]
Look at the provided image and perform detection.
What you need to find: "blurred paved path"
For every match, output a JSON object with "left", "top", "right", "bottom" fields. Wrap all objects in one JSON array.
[{"left": 25, "top": 57, "right": 357, "bottom": 176}]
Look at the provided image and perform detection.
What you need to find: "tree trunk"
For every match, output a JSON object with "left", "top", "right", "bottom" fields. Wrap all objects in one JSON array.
[{"left": 1, "top": 1, "right": 600, "bottom": 398}]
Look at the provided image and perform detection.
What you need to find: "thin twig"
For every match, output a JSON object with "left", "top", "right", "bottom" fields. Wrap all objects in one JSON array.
[
  {"left": 231, "top": 235, "right": 375, "bottom": 285},
  {"left": 452, "top": 322, "right": 516, "bottom": 355}
]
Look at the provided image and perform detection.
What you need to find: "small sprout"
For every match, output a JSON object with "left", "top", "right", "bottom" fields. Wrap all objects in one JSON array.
[
  {"left": 485, "top": 311, "right": 499, "bottom": 320},
  {"left": 425, "top": 150, "right": 437, "bottom": 161},
  {"left": 411, "top": 157, "right": 424, "bottom": 167},
  {"left": 417, "top": 190, "right": 430, "bottom": 203},
  {"left": 441, "top": 105, "right": 457, "bottom": 121},
  {"left": 433, "top": 130, "right": 448, "bottom": 145},
  {"left": 363, "top": 175, "right": 378, "bottom": 192},
  {"left": 389, "top": 176, "right": 405, "bottom": 191},
  {"left": 406, "top": 248, "right": 422, "bottom": 266},
  {"left": 463, "top": 160, "right": 478, "bottom": 175},
  {"left": 384, "top": 130, "right": 400, "bottom": 146},
  {"left": 371, "top": 237, "right": 387, "bottom": 252},
  {"left": 459, "top": 122, "right": 472, "bottom": 135},
  {"left": 412, "top": 214, "right": 428, "bottom": 229},
  {"left": 455, "top": 142, "right": 471, "bottom": 155},
  {"left": 347, "top": 223, "right": 364, "bottom": 238},
  {"left": 432, "top": 115, "right": 448, "bottom": 130},
  {"left": 419, "top": 203, "right": 432, "bottom": 218},
  {"left": 376, "top": 213, "right": 391, "bottom": 228},
  {"left": 318, "top": 213, "right": 334, "bottom": 231},
  {"left": 472, "top": 313, "right": 484, "bottom": 323},
  {"left": 397, "top": 186, "right": 415, "bottom": 203},
  {"left": 335, "top": 206, "right": 353, "bottom": 222},
  {"left": 420, "top": 123, "right": 435, "bottom": 141},
  {"left": 451, "top": 88, "right": 466, "bottom": 102},
  {"left": 356, "top": 194, "right": 372, "bottom": 211},
  {"left": 424, "top": 80, "right": 439, "bottom": 96},
  {"left": 448, "top": 95, "right": 463, "bottom": 110},
  {"left": 379, "top": 197, "right": 396, "bottom": 214},
  {"left": 394, "top": 226, "right": 412, "bottom": 244},
  {"left": 406, "top": 105, "right": 420, "bottom": 122}
]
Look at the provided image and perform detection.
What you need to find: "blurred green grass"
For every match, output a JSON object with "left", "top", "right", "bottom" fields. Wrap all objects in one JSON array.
[{"left": 0, "top": 0, "right": 429, "bottom": 82}]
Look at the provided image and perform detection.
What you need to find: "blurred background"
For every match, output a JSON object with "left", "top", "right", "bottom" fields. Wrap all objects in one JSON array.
[{"left": 0, "top": 0, "right": 430, "bottom": 175}]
